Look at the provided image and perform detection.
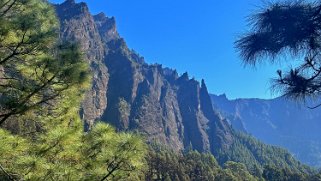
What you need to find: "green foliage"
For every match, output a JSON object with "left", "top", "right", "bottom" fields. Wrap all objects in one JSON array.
[
  {"left": 216, "top": 131, "right": 312, "bottom": 176},
  {"left": 146, "top": 143, "right": 262, "bottom": 181},
  {"left": 83, "top": 123, "right": 147, "bottom": 180},
  {"left": 0, "top": 0, "right": 319, "bottom": 180},
  {"left": 221, "top": 161, "right": 259, "bottom": 181},
  {"left": 0, "top": 0, "right": 91, "bottom": 125},
  {"left": 145, "top": 143, "right": 321, "bottom": 181},
  {"left": 260, "top": 165, "right": 321, "bottom": 181},
  {"left": 0, "top": 0, "right": 147, "bottom": 180},
  {"left": 261, "top": 165, "right": 321, "bottom": 181},
  {"left": 235, "top": 1, "right": 321, "bottom": 105},
  {"left": 0, "top": 121, "right": 147, "bottom": 180}
]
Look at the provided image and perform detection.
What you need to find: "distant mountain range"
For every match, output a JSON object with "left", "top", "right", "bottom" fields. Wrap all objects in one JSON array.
[
  {"left": 54, "top": 0, "right": 310, "bottom": 172},
  {"left": 211, "top": 94, "right": 321, "bottom": 167}
]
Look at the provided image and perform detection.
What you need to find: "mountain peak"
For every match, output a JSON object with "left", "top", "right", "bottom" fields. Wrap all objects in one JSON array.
[
  {"left": 181, "top": 72, "right": 189, "bottom": 80},
  {"left": 63, "top": 0, "right": 75, "bottom": 5},
  {"left": 56, "top": 0, "right": 91, "bottom": 22},
  {"left": 94, "top": 12, "right": 107, "bottom": 21},
  {"left": 93, "top": 12, "right": 119, "bottom": 43},
  {"left": 219, "top": 93, "right": 227, "bottom": 99}
]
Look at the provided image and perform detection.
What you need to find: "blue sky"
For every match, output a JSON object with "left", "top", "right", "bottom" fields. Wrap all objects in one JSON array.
[{"left": 51, "top": 0, "right": 284, "bottom": 99}]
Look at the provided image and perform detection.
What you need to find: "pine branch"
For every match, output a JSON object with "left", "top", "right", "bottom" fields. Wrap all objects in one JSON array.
[{"left": 0, "top": 163, "right": 15, "bottom": 181}]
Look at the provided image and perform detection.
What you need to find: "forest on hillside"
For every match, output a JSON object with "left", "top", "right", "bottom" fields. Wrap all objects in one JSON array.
[{"left": 1, "top": 0, "right": 321, "bottom": 180}]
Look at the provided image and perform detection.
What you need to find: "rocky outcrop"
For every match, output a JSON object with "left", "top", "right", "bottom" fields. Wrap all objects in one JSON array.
[
  {"left": 102, "top": 48, "right": 232, "bottom": 152},
  {"left": 55, "top": 0, "right": 233, "bottom": 153},
  {"left": 56, "top": 0, "right": 109, "bottom": 127},
  {"left": 54, "top": 2, "right": 308, "bottom": 171}
]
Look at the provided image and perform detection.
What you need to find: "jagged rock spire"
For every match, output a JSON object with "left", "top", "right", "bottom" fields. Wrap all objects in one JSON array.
[
  {"left": 201, "top": 79, "right": 207, "bottom": 90},
  {"left": 64, "top": 0, "right": 75, "bottom": 4},
  {"left": 95, "top": 12, "right": 107, "bottom": 20}
]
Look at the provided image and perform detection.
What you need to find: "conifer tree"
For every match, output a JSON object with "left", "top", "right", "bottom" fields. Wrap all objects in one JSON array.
[
  {"left": 0, "top": 0, "right": 90, "bottom": 125},
  {"left": 0, "top": 1, "right": 147, "bottom": 180},
  {"left": 236, "top": 1, "right": 321, "bottom": 108}
]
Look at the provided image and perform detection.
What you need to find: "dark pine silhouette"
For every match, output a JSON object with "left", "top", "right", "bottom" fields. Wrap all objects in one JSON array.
[{"left": 236, "top": 1, "right": 321, "bottom": 108}]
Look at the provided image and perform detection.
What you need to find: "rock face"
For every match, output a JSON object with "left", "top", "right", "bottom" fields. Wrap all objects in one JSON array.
[
  {"left": 54, "top": 1, "right": 308, "bottom": 171},
  {"left": 211, "top": 94, "right": 321, "bottom": 167},
  {"left": 54, "top": 1, "right": 233, "bottom": 153},
  {"left": 56, "top": 0, "right": 109, "bottom": 127},
  {"left": 101, "top": 43, "right": 234, "bottom": 152}
]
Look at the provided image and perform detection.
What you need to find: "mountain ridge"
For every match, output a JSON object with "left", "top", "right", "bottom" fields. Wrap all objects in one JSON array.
[
  {"left": 54, "top": 0, "right": 311, "bottom": 172},
  {"left": 211, "top": 93, "right": 321, "bottom": 167},
  {"left": 55, "top": 0, "right": 233, "bottom": 154}
]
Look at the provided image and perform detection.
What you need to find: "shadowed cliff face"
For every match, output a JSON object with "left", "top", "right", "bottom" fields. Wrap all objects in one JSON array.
[
  {"left": 54, "top": 1, "right": 310, "bottom": 172},
  {"left": 55, "top": 0, "right": 109, "bottom": 127},
  {"left": 55, "top": 0, "right": 233, "bottom": 153}
]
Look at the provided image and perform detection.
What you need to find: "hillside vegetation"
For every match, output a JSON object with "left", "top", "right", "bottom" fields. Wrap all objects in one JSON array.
[{"left": 0, "top": 0, "right": 319, "bottom": 180}]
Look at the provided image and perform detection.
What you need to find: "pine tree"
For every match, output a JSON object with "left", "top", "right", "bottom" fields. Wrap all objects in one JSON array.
[
  {"left": 0, "top": 0, "right": 148, "bottom": 180},
  {"left": 236, "top": 1, "right": 321, "bottom": 108},
  {"left": 0, "top": 0, "right": 90, "bottom": 125}
]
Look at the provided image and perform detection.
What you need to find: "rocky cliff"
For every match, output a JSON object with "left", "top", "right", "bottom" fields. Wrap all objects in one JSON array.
[
  {"left": 54, "top": 0, "right": 232, "bottom": 153},
  {"left": 56, "top": 0, "right": 109, "bottom": 127},
  {"left": 54, "top": 0, "right": 309, "bottom": 171}
]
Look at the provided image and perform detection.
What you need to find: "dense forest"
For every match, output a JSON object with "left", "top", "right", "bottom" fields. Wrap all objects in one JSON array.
[
  {"left": 146, "top": 143, "right": 321, "bottom": 181},
  {"left": 1, "top": 0, "right": 321, "bottom": 180}
]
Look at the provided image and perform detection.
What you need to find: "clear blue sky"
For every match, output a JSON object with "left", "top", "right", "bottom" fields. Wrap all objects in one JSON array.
[{"left": 51, "top": 0, "right": 284, "bottom": 99}]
